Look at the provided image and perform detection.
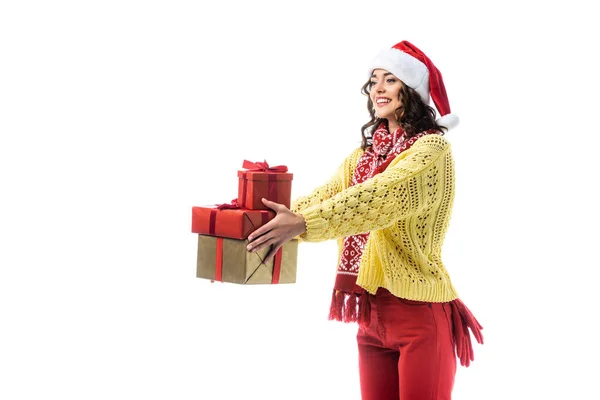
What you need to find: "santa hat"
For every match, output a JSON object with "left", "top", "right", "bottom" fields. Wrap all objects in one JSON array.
[{"left": 368, "top": 40, "right": 459, "bottom": 130}]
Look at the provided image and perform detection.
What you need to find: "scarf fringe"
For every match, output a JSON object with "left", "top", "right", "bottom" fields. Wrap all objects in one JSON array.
[
  {"left": 449, "top": 299, "right": 484, "bottom": 367},
  {"left": 328, "top": 290, "right": 370, "bottom": 326}
]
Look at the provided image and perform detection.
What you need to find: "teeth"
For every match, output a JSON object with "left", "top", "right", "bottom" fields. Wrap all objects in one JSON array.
[{"left": 377, "top": 98, "right": 390, "bottom": 104}]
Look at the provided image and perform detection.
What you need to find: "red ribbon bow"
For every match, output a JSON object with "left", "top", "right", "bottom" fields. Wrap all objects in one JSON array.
[
  {"left": 242, "top": 160, "right": 288, "bottom": 173},
  {"left": 216, "top": 199, "right": 241, "bottom": 210}
]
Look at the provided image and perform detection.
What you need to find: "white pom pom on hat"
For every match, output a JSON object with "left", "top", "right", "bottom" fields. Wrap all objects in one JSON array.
[{"left": 368, "top": 40, "right": 459, "bottom": 131}]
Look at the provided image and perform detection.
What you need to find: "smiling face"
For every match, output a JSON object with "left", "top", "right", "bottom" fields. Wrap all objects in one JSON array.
[{"left": 369, "top": 69, "right": 404, "bottom": 126}]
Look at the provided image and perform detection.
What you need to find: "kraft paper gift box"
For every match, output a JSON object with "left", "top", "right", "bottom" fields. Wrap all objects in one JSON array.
[
  {"left": 191, "top": 204, "right": 275, "bottom": 240},
  {"left": 196, "top": 235, "right": 297, "bottom": 285},
  {"left": 237, "top": 160, "right": 293, "bottom": 210}
]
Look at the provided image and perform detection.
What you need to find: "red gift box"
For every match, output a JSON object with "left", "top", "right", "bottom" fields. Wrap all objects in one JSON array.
[
  {"left": 191, "top": 202, "right": 275, "bottom": 240},
  {"left": 237, "top": 160, "right": 293, "bottom": 210}
]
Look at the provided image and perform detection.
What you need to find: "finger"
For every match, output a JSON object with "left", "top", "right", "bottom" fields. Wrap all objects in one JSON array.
[
  {"left": 261, "top": 198, "right": 286, "bottom": 213},
  {"left": 247, "top": 228, "right": 273, "bottom": 250},
  {"left": 247, "top": 220, "right": 274, "bottom": 242},
  {"left": 247, "top": 235, "right": 275, "bottom": 253},
  {"left": 264, "top": 243, "right": 282, "bottom": 264}
]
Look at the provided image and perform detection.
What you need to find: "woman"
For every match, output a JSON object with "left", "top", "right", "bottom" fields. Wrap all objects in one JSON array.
[{"left": 246, "top": 40, "right": 483, "bottom": 400}]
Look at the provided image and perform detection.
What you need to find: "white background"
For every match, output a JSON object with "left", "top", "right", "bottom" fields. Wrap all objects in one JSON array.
[{"left": 1, "top": 1, "right": 599, "bottom": 399}]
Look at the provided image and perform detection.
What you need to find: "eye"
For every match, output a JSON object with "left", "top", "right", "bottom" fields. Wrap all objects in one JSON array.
[
  {"left": 386, "top": 78, "right": 396, "bottom": 83},
  {"left": 369, "top": 81, "right": 377, "bottom": 87}
]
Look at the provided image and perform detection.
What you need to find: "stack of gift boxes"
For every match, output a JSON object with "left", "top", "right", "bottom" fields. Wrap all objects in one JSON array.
[{"left": 192, "top": 160, "right": 298, "bottom": 285}]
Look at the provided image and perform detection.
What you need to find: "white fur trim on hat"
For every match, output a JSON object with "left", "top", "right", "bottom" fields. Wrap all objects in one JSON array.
[
  {"left": 436, "top": 113, "right": 459, "bottom": 130},
  {"left": 369, "top": 48, "right": 430, "bottom": 105}
]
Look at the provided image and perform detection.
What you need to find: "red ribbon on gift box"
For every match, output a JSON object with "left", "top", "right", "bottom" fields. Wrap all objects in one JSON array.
[
  {"left": 216, "top": 198, "right": 242, "bottom": 210},
  {"left": 272, "top": 248, "right": 282, "bottom": 284},
  {"left": 242, "top": 160, "right": 288, "bottom": 173},
  {"left": 215, "top": 238, "right": 224, "bottom": 281},
  {"left": 209, "top": 199, "right": 241, "bottom": 236},
  {"left": 239, "top": 160, "right": 287, "bottom": 208}
]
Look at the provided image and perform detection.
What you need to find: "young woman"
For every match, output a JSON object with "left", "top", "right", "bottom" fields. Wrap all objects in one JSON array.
[{"left": 246, "top": 40, "right": 483, "bottom": 400}]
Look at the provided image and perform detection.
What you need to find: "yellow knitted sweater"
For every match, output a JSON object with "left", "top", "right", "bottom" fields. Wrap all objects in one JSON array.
[{"left": 291, "top": 134, "right": 459, "bottom": 302}]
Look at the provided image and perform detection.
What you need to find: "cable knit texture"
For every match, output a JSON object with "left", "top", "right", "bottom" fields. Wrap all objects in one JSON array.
[{"left": 291, "top": 134, "right": 459, "bottom": 302}]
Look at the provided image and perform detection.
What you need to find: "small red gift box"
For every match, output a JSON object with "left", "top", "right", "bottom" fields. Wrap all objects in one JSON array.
[
  {"left": 191, "top": 202, "right": 275, "bottom": 240},
  {"left": 237, "top": 160, "right": 293, "bottom": 210}
]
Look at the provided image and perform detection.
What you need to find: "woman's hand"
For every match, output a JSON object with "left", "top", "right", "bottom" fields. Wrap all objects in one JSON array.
[{"left": 246, "top": 198, "right": 306, "bottom": 263}]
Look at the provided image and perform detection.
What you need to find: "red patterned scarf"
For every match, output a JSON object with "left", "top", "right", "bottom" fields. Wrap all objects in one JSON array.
[{"left": 329, "top": 123, "right": 433, "bottom": 324}]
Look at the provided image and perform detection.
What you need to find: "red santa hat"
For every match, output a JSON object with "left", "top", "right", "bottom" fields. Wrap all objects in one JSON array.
[{"left": 368, "top": 40, "right": 459, "bottom": 130}]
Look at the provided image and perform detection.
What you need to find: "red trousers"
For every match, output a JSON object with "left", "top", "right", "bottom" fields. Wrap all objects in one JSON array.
[{"left": 357, "top": 288, "right": 457, "bottom": 400}]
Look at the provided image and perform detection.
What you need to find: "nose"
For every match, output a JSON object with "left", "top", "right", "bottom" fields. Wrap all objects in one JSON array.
[{"left": 372, "top": 80, "right": 384, "bottom": 93}]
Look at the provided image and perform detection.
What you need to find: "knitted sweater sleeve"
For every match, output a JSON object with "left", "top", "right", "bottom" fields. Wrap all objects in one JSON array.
[
  {"left": 290, "top": 148, "right": 362, "bottom": 214},
  {"left": 298, "top": 135, "right": 450, "bottom": 242}
]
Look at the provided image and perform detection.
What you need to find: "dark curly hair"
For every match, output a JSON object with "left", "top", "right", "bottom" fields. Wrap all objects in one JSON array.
[{"left": 359, "top": 79, "right": 447, "bottom": 150}]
